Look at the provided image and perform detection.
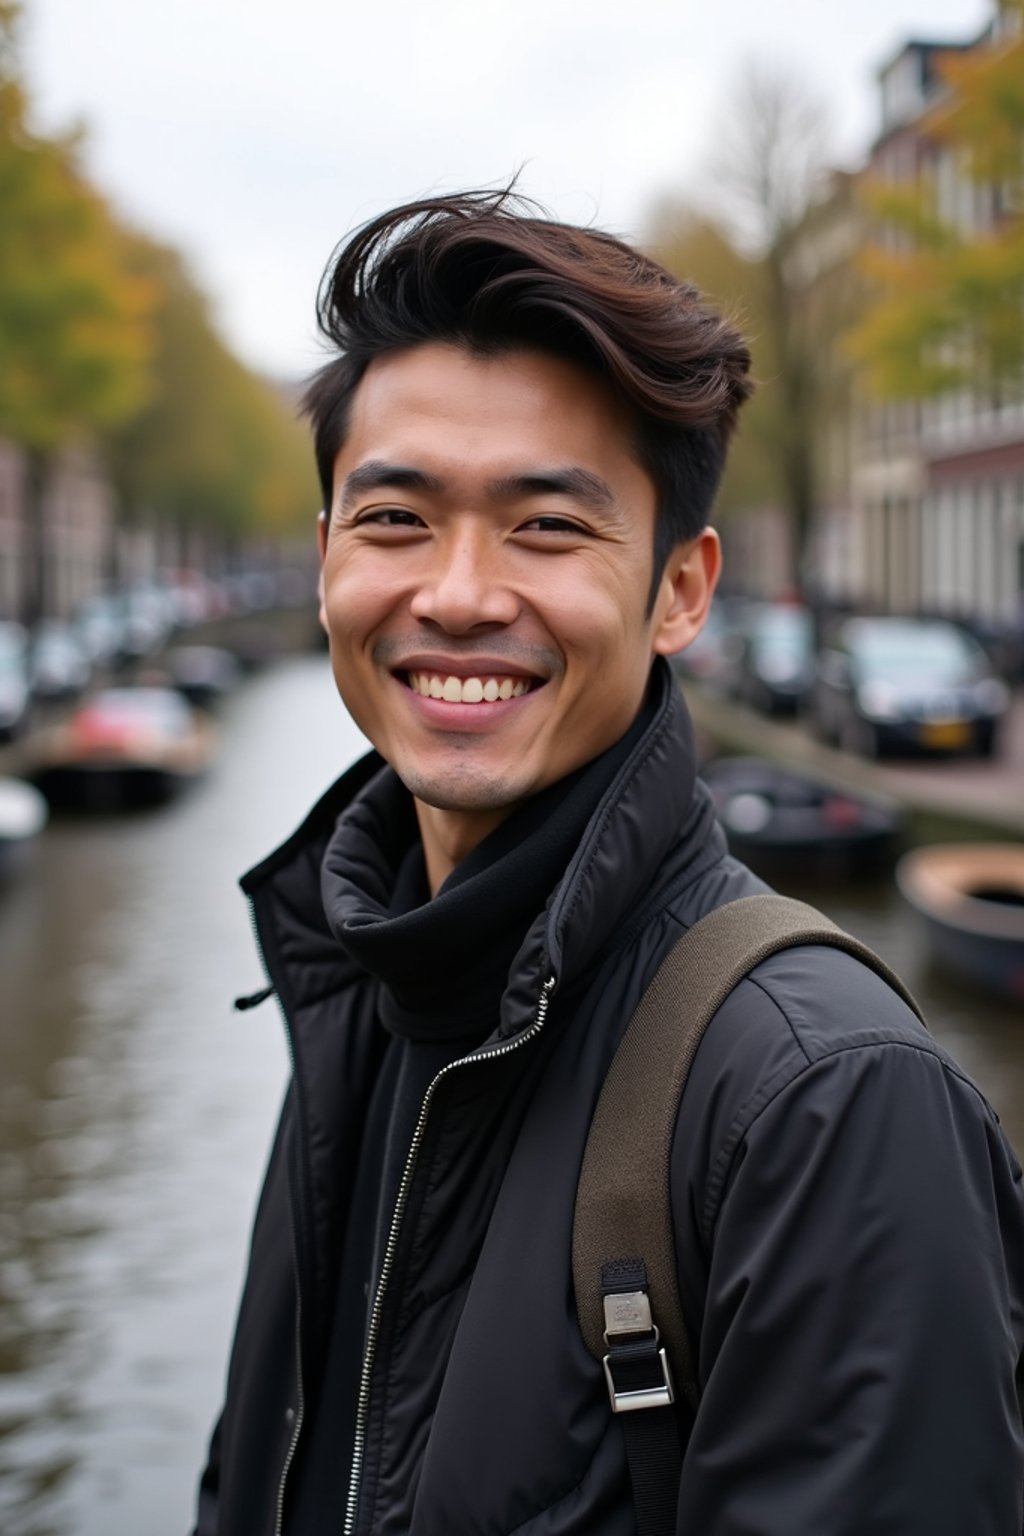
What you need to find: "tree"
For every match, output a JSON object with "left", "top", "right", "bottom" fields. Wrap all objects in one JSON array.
[
  {"left": 0, "top": 1, "right": 154, "bottom": 622},
  {"left": 647, "top": 204, "right": 786, "bottom": 520},
  {"left": 104, "top": 236, "right": 319, "bottom": 562},
  {"left": 849, "top": 2, "right": 1024, "bottom": 400},
  {"left": 699, "top": 66, "right": 836, "bottom": 589}
]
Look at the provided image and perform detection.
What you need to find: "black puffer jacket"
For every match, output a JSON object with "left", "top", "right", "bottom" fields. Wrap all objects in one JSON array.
[{"left": 194, "top": 663, "right": 1024, "bottom": 1536}]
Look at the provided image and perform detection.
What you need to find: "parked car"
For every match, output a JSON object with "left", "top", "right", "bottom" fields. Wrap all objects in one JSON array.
[
  {"left": 76, "top": 589, "right": 172, "bottom": 667},
  {"left": 166, "top": 645, "right": 241, "bottom": 707},
  {"left": 29, "top": 621, "right": 91, "bottom": 701},
  {"left": 120, "top": 586, "right": 175, "bottom": 660},
  {"left": 670, "top": 601, "right": 742, "bottom": 693},
  {"left": 75, "top": 594, "right": 127, "bottom": 668},
  {"left": 812, "top": 616, "right": 1009, "bottom": 758},
  {"left": 0, "top": 622, "right": 31, "bottom": 741},
  {"left": 727, "top": 602, "right": 815, "bottom": 715}
]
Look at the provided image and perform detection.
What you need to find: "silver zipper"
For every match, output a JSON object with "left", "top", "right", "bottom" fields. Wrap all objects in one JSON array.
[
  {"left": 342, "top": 974, "right": 557, "bottom": 1536},
  {"left": 244, "top": 895, "right": 308, "bottom": 1536},
  {"left": 274, "top": 1197, "right": 307, "bottom": 1536}
]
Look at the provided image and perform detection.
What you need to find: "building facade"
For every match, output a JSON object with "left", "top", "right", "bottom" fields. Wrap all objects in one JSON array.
[
  {"left": 846, "top": 12, "right": 1024, "bottom": 644},
  {"left": 0, "top": 440, "right": 116, "bottom": 624}
]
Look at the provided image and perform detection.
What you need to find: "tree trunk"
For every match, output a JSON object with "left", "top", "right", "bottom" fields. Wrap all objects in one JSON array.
[
  {"left": 765, "top": 239, "right": 817, "bottom": 596},
  {"left": 21, "top": 447, "right": 49, "bottom": 632}
]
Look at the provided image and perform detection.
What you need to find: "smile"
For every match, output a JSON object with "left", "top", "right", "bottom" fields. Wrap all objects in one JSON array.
[{"left": 404, "top": 672, "right": 539, "bottom": 704}]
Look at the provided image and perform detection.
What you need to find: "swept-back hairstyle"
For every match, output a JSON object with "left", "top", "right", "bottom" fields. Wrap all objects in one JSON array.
[{"left": 303, "top": 189, "right": 753, "bottom": 595}]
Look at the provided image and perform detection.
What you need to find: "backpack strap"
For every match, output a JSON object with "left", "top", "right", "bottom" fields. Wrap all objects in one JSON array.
[{"left": 572, "top": 893, "right": 923, "bottom": 1535}]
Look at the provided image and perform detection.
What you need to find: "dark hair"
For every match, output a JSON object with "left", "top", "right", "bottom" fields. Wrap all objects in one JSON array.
[{"left": 303, "top": 189, "right": 753, "bottom": 598}]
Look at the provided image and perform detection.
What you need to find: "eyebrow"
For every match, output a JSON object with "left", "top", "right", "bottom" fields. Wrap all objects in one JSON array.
[
  {"left": 488, "top": 468, "right": 617, "bottom": 512},
  {"left": 338, "top": 460, "right": 619, "bottom": 516},
  {"left": 338, "top": 461, "right": 445, "bottom": 512}
]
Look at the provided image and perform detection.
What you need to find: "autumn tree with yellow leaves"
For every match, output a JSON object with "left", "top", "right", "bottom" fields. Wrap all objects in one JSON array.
[
  {"left": 105, "top": 237, "right": 318, "bottom": 559},
  {"left": 1, "top": 0, "right": 318, "bottom": 623},
  {"left": 0, "top": 1, "right": 155, "bottom": 620},
  {"left": 850, "top": 1, "right": 1024, "bottom": 400}
]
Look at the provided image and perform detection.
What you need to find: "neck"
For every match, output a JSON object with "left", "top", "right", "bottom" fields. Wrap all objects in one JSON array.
[{"left": 414, "top": 800, "right": 513, "bottom": 894}]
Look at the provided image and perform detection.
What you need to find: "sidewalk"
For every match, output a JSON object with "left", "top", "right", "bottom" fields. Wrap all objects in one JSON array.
[{"left": 684, "top": 683, "right": 1024, "bottom": 840}]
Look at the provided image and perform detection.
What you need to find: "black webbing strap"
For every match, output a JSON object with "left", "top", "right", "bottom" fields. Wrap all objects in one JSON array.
[{"left": 601, "top": 1258, "right": 680, "bottom": 1536}]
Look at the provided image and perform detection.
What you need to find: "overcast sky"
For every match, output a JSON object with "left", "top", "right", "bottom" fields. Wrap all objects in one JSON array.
[{"left": 24, "top": 0, "right": 992, "bottom": 381}]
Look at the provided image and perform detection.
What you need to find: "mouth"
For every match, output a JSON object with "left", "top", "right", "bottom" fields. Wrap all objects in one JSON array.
[{"left": 400, "top": 670, "right": 544, "bottom": 705}]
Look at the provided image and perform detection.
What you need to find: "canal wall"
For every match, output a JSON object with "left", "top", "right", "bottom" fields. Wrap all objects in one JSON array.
[{"left": 683, "top": 681, "right": 1024, "bottom": 841}]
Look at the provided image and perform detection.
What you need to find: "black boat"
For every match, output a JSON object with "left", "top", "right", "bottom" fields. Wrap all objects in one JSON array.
[
  {"left": 30, "top": 687, "right": 217, "bottom": 811},
  {"left": 701, "top": 755, "right": 906, "bottom": 878},
  {"left": 896, "top": 844, "right": 1024, "bottom": 1000}
]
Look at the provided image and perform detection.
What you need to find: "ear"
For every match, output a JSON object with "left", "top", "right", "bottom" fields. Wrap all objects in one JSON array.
[
  {"left": 650, "top": 527, "right": 721, "bottom": 657},
  {"left": 316, "top": 510, "right": 329, "bottom": 633}
]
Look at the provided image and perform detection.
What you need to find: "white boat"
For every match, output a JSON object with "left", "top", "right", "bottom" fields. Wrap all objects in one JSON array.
[{"left": 0, "top": 776, "right": 48, "bottom": 875}]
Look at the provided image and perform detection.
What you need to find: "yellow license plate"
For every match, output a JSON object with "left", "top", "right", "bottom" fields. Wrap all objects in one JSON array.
[{"left": 920, "top": 720, "right": 970, "bottom": 748}]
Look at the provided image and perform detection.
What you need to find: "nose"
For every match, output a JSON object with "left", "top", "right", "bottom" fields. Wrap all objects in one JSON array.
[{"left": 409, "top": 528, "right": 520, "bottom": 634}]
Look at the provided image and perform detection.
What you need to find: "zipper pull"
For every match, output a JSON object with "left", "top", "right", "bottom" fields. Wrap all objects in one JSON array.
[{"left": 234, "top": 983, "right": 275, "bottom": 1012}]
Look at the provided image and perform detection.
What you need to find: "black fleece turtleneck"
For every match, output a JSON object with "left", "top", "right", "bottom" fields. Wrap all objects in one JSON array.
[
  {"left": 320, "top": 680, "right": 662, "bottom": 1043},
  {"left": 289, "top": 683, "right": 662, "bottom": 1528}
]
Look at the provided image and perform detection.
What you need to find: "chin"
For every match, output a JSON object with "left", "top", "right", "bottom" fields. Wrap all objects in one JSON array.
[{"left": 397, "top": 764, "right": 533, "bottom": 814}]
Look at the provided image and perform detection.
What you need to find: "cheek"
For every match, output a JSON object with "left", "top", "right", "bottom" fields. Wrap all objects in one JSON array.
[
  {"left": 323, "top": 559, "right": 395, "bottom": 640},
  {"left": 553, "top": 578, "right": 650, "bottom": 666}
]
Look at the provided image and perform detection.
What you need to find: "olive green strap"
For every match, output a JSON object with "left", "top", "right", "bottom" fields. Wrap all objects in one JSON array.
[{"left": 572, "top": 893, "right": 924, "bottom": 1404}]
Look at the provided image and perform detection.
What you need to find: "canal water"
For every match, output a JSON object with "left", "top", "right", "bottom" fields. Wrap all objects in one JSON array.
[{"left": 1, "top": 657, "right": 1021, "bottom": 1535}]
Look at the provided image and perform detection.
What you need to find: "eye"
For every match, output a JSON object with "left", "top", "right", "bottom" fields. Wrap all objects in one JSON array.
[
  {"left": 518, "top": 515, "right": 590, "bottom": 536},
  {"left": 354, "top": 507, "right": 425, "bottom": 529}
]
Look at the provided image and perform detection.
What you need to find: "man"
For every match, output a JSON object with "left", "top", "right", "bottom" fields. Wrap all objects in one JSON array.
[{"left": 194, "top": 192, "right": 1024, "bottom": 1536}]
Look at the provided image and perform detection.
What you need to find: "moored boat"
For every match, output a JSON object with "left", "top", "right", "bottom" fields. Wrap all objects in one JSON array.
[
  {"left": 29, "top": 687, "right": 217, "bottom": 811},
  {"left": 0, "top": 776, "right": 48, "bottom": 875},
  {"left": 896, "top": 843, "right": 1024, "bottom": 999},
  {"left": 701, "top": 755, "right": 907, "bottom": 878}
]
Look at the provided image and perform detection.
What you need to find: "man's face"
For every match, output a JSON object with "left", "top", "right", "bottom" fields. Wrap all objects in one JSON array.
[{"left": 319, "top": 342, "right": 707, "bottom": 826}]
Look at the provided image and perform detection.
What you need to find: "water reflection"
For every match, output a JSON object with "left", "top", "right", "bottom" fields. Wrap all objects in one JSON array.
[
  {"left": 0, "top": 659, "right": 1020, "bottom": 1534},
  {"left": 1, "top": 657, "right": 367, "bottom": 1536}
]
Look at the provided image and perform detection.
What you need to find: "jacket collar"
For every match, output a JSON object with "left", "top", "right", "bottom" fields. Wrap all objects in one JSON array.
[{"left": 240, "top": 659, "right": 721, "bottom": 1041}]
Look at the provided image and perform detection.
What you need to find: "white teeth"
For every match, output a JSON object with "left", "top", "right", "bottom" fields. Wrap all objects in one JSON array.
[{"left": 408, "top": 672, "right": 535, "bottom": 704}]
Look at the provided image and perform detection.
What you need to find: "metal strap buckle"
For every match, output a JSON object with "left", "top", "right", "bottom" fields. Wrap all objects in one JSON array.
[
  {"left": 602, "top": 1347, "right": 675, "bottom": 1413},
  {"left": 601, "top": 1290, "right": 676, "bottom": 1413}
]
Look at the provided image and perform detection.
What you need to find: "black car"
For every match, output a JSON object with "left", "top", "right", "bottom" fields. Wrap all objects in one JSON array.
[
  {"left": 812, "top": 616, "right": 1009, "bottom": 758},
  {"left": 728, "top": 602, "right": 815, "bottom": 715},
  {"left": 670, "top": 600, "right": 742, "bottom": 694}
]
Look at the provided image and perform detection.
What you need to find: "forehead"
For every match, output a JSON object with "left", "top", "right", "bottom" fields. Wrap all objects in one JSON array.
[{"left": 335, "top": 342, "right": 649, "bottom": 493}]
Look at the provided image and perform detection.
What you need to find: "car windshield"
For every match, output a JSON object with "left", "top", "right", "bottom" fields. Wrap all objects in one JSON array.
[
  {"left": 0, "top": 627, "right": 26, "bottom": 659},
  {"left": 38, "top": 629, "right": 77, "bottom": 657},
  {"left": 752, "top": 607, "right": 812, "bottom": 658},
  {"left": 852, "top": 623, "right": 980, "bottom": 684}
]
